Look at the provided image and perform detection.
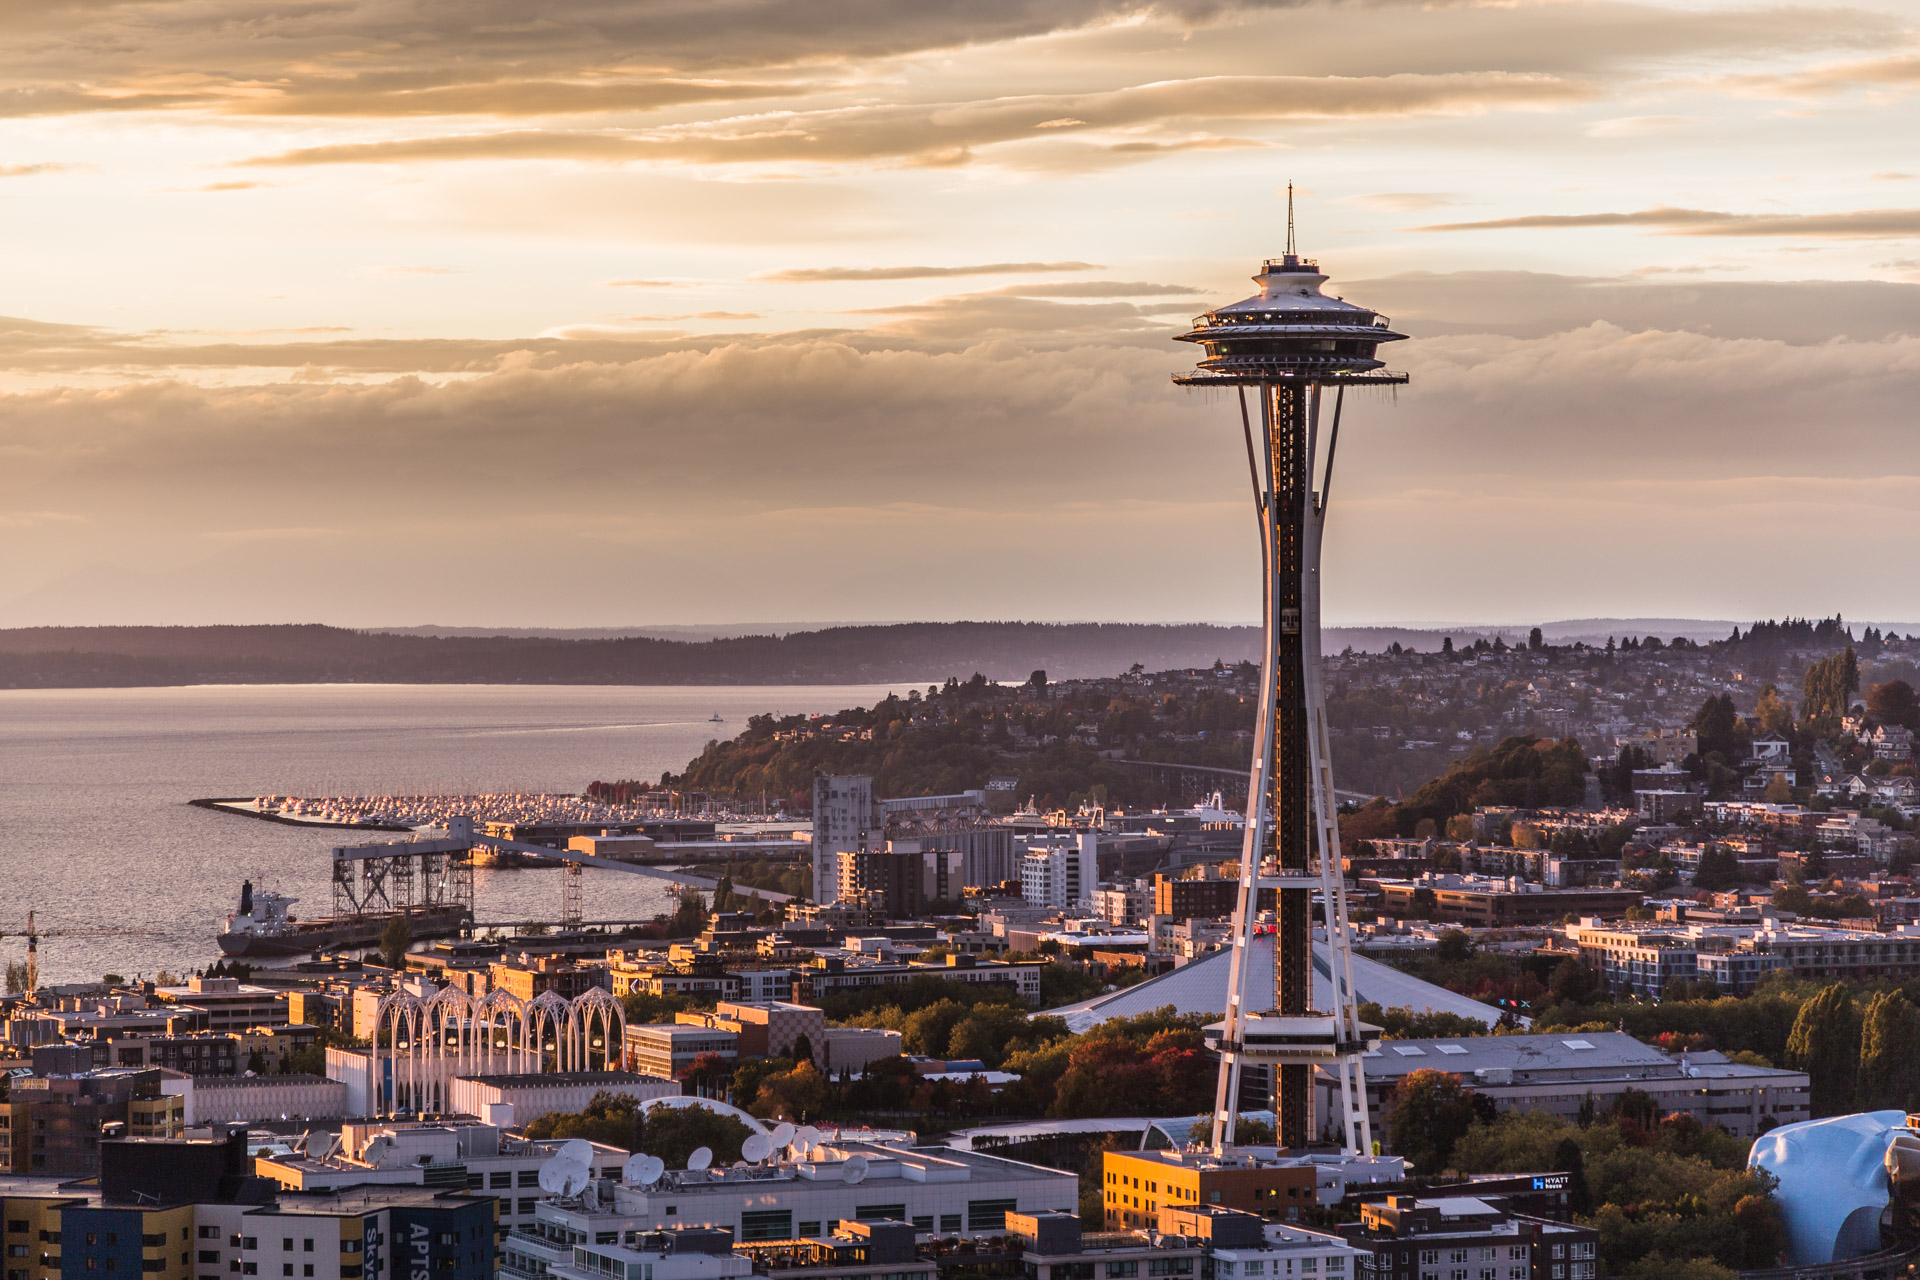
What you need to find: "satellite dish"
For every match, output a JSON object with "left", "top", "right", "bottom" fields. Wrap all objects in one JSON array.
[
  {"left": 792, "top": 1125, "right": 820, "bottom": 1155},
  {"left": 304, "top": 1131, "right": 330, "bottom": 1159},
  {"left": 635, "top": 1154, "right": 666, "bottom": 1186},
  {"left": 843, "top": 1155, "right": 869, "bottom": 1185},
  {"left": 771, "top": 1122, "right": 796, "bottom": 1148},
  {"left": 537, "top": 1161, "right": 569, "bottom": 1195},
  {"left": 559, "top": 1139, "right": 595, "bottom": 1169},
  {"left": 687, "top": 1147, "right": 713, "bottom": 1172},
  {"left": 742, "top": 1134, "right": 773, "bottom": 1163},
  {"left": 558, "top": 1165, "right": 591, "bottom": 1198}
]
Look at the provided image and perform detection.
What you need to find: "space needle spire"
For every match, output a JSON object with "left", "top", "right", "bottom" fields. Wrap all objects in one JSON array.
[{"left": 1173, "top": 196, "right": 1408, "bottom": 1156}]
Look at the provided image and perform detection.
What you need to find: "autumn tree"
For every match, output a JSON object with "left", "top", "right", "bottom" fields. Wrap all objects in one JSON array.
[
  {"left": 1802, "top": 648, "right": 1860, "bottom": 724},
  {"left": 1755, "top": 685, "right": 1793, "bottom": 736},
  {"left": 379, "top": 915, "right": 412, "bottom": 971}
]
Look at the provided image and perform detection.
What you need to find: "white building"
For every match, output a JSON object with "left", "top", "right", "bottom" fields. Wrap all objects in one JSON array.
[
  {"left": 447, "top": 1071, "right": 679, "bottom": 1129},
  {"left": 511, "top": 1139, "right": 1076, "bottom": 1243},
  {"left": 813, "top": 777, "right": 878, "bottom": 903},
  {"left": 189, "top": 1073, "right": 348, "bottom": 1123},
  {"left": 1018, "top": 834, "right": 1098, "bottom": 910},
  {"left": 254, "top": 1120, "right": 629, "bottom": 1240}
]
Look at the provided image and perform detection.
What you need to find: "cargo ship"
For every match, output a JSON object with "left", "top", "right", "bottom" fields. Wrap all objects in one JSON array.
[{"left": 217, "top": 880, "right": 470, "bottom": 957}]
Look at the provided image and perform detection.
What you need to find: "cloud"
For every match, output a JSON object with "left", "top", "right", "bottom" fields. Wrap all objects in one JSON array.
[
  {"left": 606, "top": 279, "right": 690, "bottom": 288},
  {"left": 623, "top": 311, "right": 763, "bottom": 321},
  {"left": 1734, "top": 53, "right": 1920, "bottom": 97},
  {"left": 372, "top": 265, "right": 468, "bottom": 276},
  {"left": 0, "top": 162, "right": 75, "bottom": 177},
  {"left": 1347, "top": 269, "right": 1920, "bottom": 344},
  {"left": 239, "top": 71, "right": 1593, "bottom": 168},
  {"left": 762, "top": 262, "right": 1102, "bottom": 282},
  {"left": 1414, "top": 206, "right": 1920, "bottom": 237},
  {"left": 195, "top": 180, "right": 269, "bottom": 191}
]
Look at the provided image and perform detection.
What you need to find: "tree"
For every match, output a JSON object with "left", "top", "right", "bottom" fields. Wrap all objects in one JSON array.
[
  {"left": 1436, "top": 930, "right": 1474, "bottom": 965},
  {"left": 1756, "top": 685, "right": 1793, "bottom": 736},
  {"left": 1554, "top": 1136, "right": 1593, "bottom": 1215},
  {"left": 1691, "top": 694, "right": 1739, "bottom": 762},
  {"left": 711, "top": 873, "right": 736, "bottom": 911},
  {"left": 1858, "top": 990, "right": 1920, "bottom": 1111},
  {"left": 379, "top": 915, "right": 413, "bottom": 970},
  {"left": 1548, "top": 957, "right": 1600, "bottom": 1006},
  {"left": 1785, "top": 983, "right": 1860, "bottom": 1116},
  {"left": 1388, "top": 1070, "right": 1481, "bottom": 1173},
  {"left": 1691, "top": 845, "right": 1742, "bottom": 892},
  {"left": 1802, "top": 648, "right": 1860, "bottom": 724},
  {"left": 1528, "top": 627, "right": 1544, "bottom": 651},
  {"left": 790, "top": 1033, "right": 815, "bottom": 1065},
  {"left": 753, "top": 1061, "right": 831, "bottom": 1120},
  {"left": 1763, "top": 774, "right": 1793, "bottom": 805},
  {"left": 1868, "top": 680, "right": 1920, "bottom": 732}
]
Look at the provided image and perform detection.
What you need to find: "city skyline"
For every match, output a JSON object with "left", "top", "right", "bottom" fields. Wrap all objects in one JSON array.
[{"left": 2, "top": 0, "right": 1918, "bottom": 626}]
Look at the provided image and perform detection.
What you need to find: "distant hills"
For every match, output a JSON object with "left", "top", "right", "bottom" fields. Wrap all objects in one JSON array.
[
  {"left": 3, "top": 617, "right": 1906, "bottom": 689},
  {"left": 0, "top": 622, "right": 1265, "bottom": 688}
]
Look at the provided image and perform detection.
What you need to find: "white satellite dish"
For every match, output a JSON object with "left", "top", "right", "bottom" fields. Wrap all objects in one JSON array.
[
  {"left": 741, "top": 1133, "right": 773, "bottom": 1163},
  {"left": 636, "top": 1154, "right": 666, "bottom": 1185},
  {"left": 559, "top": 1165, "right": 591, "bottom": 1198},
  {"left": 687, "top": 1147, "right": 713, "bottom": 1172},
  {"left": 771, "top": 1122, "right": 796, "bottom": 1148},
  {"left": 843, "top": 1155, "right": 869, "bottom": 1185},
  {"left": 558, "top": 1139, "right": 595, "bottom": 1170},
  {"left": 537, "top": 1160, "right": 570, "bottom": 1195},
  {"left": 792, "top": 1125, "right": 820, "bottom": 1155},
  {"left": 304, "top": 1131, "right": 329, "bottom": 1159}
]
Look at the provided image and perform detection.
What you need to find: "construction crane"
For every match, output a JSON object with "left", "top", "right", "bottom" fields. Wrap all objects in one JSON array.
[{"left": 1, "top": 911, "right": 170, "bottom": 995}]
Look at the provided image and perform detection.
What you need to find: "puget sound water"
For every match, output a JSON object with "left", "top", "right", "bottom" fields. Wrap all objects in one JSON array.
[{"left": 0, "top": 683, "right": 909, "bottom": 986}]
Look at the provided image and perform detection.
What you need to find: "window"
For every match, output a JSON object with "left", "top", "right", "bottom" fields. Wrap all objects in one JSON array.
[
  {"left": 739, "top": 1212, "right": 792, "bottom": 1243},
  {"left": 913, "top": 1218, "right": 933, "bottom": 1232},
  {"left": 518, "top": 1172, "right": 539, "bottom": 1187},
  {"left": 799, "top": 1223, "right": 821, "bottom": 1238},
  {"left": 490, "top": 1174, "right": 512, "bottom": 1190},
  {"left": 303, "top": 1268, "right": 313, "bottom": 1277},
  {"left": 968, "top": 1201, "right": 1018, "bottom": 1232},
  {"left": 855, "top": 1206, "right": 908, "bottom": 1224},
  {"left": 1107, "top": 1265, "right": 1138, "bottom": 1279},
  {"left": 518, "top": 1200, "right": 535, "bottom": 1216},
  {"left": 940, "top": 1216, "right": 962, "bottom": 1234},
  {"left": 200, "top": 1253, "right": 220, "bottom": 1264}
]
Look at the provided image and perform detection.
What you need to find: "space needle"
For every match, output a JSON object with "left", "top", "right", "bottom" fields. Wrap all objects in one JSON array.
[{"left": 1175, "top": 192, "right": 1408, "bottom": 1156}]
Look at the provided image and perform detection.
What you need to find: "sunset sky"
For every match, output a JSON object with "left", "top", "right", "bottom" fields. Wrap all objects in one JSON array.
[{"left": 3, "top": 0, "right": 1918, "bottom": 629}]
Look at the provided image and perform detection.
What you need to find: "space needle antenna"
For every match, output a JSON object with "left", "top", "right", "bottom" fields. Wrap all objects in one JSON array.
[{"left": 1172, "top": 198, "right": 1411, "bottom": 1159}]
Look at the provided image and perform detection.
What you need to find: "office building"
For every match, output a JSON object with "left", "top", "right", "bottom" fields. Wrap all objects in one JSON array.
[
  {"left": 1018, "top": 835, "right": 1097, "bottom": 910},
  {"left": 837, "top": 851, "right": 924, "bottom": 920},
  {"left": 813, "top": 777, "right": 880, "bottom": 903},
  {"left": 1368, "top": 877, "right": 1642, "bottom": 928},
  {"left": 1102, "top": 1149, "right": 1405, "bottom": 1230},
  {"left": 0, "top": 1049, "right": 185, "bottom": 1176},
  {"left": 623, "top": 1024, "right": 740, "bottom": 1079},
  {"left": 151, "top": 976, "right": 288, "bottom": 1033},
  {"left": 1341, "top": 1195, "right": 1597, "bottom": 1280}
]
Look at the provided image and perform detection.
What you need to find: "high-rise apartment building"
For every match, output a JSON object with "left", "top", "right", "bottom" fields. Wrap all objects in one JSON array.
[{"left": 811, "top": 777, "right": 879, "bottom": 902}]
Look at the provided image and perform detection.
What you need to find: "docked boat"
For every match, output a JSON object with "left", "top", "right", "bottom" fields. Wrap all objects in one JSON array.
[{"left": 217, "top": 880, "right": 470, "bottom": 957}]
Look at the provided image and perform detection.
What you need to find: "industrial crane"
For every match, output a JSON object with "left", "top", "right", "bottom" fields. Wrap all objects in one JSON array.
[{"left": 1, "top": 911, "right": 169, "bottom": 995}]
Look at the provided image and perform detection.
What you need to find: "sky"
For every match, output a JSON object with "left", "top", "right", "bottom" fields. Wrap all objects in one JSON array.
[{"left": 2, "top": 0, "right": 1919, "bottom": 629}]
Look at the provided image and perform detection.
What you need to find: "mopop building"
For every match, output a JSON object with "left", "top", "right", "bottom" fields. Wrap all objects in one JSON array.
[{"left": 1173, "top": 206, "right": 1408, "bottom": 1155}]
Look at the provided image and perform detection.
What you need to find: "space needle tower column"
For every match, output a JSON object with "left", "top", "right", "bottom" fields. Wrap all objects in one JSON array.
[{"left": 1176, "top": 204, "right": 1407, "bottom": 1156}]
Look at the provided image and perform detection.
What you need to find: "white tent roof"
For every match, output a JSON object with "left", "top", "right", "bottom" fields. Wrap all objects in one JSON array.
[{"left": 1046, "top": 934, "right": 1515, "bottom": 1033}]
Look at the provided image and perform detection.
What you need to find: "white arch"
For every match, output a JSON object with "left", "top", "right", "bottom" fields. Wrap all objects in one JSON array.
[{"left": 371, "top": 984, "right": 631, "bottom": 1116}]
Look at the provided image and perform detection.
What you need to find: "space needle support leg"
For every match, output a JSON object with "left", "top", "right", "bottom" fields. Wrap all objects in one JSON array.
[
  {"left": 1211, "top": 386, "right": 1281, "bottom": 1156},
  {"left": 1270, "top": 378, "right": 1314, "bottom": 1151},
  {"left": 1302, "top": 383, "right": 1370, "bottom": 1156}
]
